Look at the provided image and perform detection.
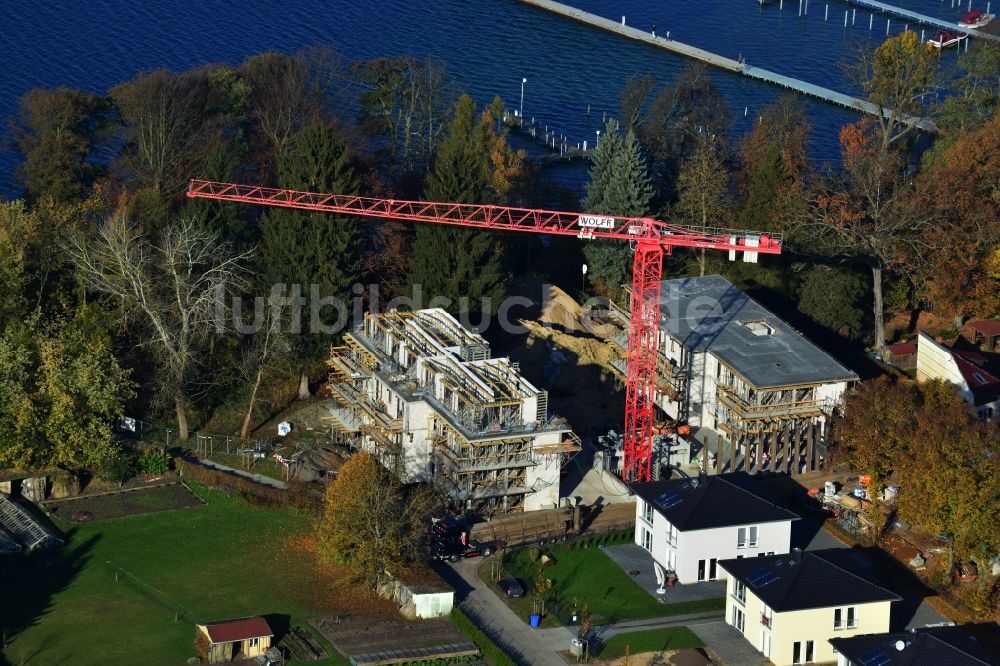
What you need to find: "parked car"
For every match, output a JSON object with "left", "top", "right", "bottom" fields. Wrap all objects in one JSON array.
[
  {"left": 497, "top": 578, "right": 525, "bottom": 598},
  {"left": 430, "top": 535, "right": 495, "bottom": 562}
]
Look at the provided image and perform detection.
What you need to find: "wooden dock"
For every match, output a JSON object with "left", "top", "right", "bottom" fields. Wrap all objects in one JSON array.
[
  {"left": 516, "top": 0, "right": 937, "bottom": 132},
  {"left": 845, "top": 0, "right": 1000, "bottom": 43}
]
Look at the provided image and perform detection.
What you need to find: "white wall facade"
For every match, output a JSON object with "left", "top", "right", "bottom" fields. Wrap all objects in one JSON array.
[{"left": 634, "top": 499, "right": 793, "bottom": 584}]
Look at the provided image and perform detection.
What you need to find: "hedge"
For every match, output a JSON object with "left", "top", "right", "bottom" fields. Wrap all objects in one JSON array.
[
  {"left": 450, "top": 607, "right": 516, "bottom": 666},
  {"left": 175, "top": 457, "right": 319, "bottom": 511}
]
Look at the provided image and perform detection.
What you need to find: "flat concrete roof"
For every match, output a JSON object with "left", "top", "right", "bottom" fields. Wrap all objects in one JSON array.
[{"left": 659, "top": 275, "right": 858, "bottom": 389}]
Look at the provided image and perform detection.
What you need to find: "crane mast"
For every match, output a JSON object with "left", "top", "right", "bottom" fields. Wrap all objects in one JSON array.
[{"left": 187, "top": 179, "right": 782, "bottom": 482}]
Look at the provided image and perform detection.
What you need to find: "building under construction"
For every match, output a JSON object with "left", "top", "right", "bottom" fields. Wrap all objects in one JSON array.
[
  {"left": 325, "top": 309, "right": 580, "bottom": 514},
  {"left": 608, "top": 275, "right": 858, "bottom": 476}
]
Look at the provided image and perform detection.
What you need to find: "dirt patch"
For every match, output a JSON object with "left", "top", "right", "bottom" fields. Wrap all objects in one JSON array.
[
  {"left": 44, "top": 482, "right": 204, "bottom": 522},
  {"left": 310, "top": 615, "right": 466, "bottom": 657}
]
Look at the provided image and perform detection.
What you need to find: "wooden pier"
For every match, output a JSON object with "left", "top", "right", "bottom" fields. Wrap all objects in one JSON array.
[
  {"left": 844, "top": 0, "right": 1000, "bottom": 43},
  {"left": 516, "top": 0, "right": 937, "bottom": 132}
]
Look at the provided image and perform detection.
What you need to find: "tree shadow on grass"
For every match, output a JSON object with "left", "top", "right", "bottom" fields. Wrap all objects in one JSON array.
[{"left": 0, "top": 529, "right": 97, "bottom": 666}]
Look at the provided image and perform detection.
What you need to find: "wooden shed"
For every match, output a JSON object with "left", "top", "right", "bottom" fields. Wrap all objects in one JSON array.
[
  {"left": 882, "top": 341, "right": 917, "bottom": 370},
  {"left": 196, "top": 616, "right": 273, "bottom": 663},
  {"left": 0, "top": 468, "right": 74, "bottom": 503}
]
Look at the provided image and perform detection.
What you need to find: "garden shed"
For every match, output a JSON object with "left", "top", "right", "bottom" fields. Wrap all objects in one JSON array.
[
  {"left": 196, "top": 616, "right": 273, "bottom": 663},
  {"left": 0, "top": 468, "right": 74, "bottom": 502}
]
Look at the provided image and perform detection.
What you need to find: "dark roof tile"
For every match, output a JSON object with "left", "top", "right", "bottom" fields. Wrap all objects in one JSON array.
[{"left": 630, "top": 472, "right": 799, "bottom": 531}]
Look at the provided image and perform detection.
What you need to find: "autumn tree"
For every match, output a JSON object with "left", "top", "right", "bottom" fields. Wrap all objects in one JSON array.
[
  {"left": 11, "top": 87, "right": 105, "bottom": 204},
  {"left": 931, "top": 42, "right": 1000, "bottom": 154},
  {"left": 71, "top": 215, "right": 251, "bottom": 440},
  {"left": 0, "top": 311, "right": 133, "bottom": 471},
  {"left": 736, "top": 96, "right": 811, "bottom": 235},
  {"left": 318, "top": 451, "right": 437, "bottom": 586},
  {"left": 408, "top": 95, "right": 522, "bottom": 316},
  {"left": 258, "top": 122, "right": 360, "bottom": 399},
  {"left": 838, "top": 377, "right": 1000, "bottom": 561},
  {"left": 837, "top": 376, "right": 918, "bottom": 495},
  {"left": 580, "top": 120, "right": 654, "bottom": 295},
  {"left": 673, "top": 133, "right": 730, "bottom": 276},
  {"left": 852, "top": 30, "right": 938, "bottom": 151},
  {"left": 895, "top": 381, "right": 1000, "bottom": 562},
  {"left": 809, "top": 121, "right": 920, "bottom": 350},
  {"left": 908, "top": 116, "right": 1000, "bottom": 324}
]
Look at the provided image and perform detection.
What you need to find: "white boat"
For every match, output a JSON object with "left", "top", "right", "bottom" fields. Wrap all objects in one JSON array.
[
  {"left": 958, "top": 9, "right": 994, "bottom": 28},
  {"left": 928, "top": 30, "right": 968, "bottom": 48}
]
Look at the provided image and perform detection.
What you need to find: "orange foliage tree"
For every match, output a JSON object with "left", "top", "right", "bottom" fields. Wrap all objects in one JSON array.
[
  {"left": 838, "top": 377, "right": 1000, "bottom": 561},
  {"left": 808, "top": 120, "right": 924, "bottom": 350},
  {"left": 909, "top": 116, "right": 1000, "bottom": 323},
  {"left": 317, "top": 450, "right": 437, "bottom": 587}
]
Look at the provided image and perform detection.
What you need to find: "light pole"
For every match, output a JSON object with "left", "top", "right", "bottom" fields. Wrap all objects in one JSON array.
[
  {"left": 519, "top": 77, "right": 526, "bottom": 126},
  {"left": 581, "top": 263, "right": 588, "bottom": 292},
  {"left": 595, "top": 129, "right": 601, "bottom": 148}
]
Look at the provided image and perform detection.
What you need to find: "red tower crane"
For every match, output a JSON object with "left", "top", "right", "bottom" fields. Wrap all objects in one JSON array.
[{"left": 186, "top": 179, "right": 782, "bottom": 482}]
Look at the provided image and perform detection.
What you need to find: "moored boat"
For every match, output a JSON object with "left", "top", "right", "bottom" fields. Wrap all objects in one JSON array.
[
  {"left": 928, "top": 30, "right": 968, "bottom": 48},
  {"left": 958, "top": 9, "right": 994, "bottom": 28}
]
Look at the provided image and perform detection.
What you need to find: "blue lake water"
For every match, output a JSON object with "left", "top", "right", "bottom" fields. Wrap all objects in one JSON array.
[{"left": 0, "top": 0, "right": 980, "bottom": 197}]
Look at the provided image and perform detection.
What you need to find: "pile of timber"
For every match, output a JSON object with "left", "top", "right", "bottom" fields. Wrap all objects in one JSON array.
[{"left": 471, "top": 501, "right": 635, "bottom": 547}]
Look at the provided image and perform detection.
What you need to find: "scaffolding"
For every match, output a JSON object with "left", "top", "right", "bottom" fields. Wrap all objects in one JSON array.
[{"left": 324, "top": 309, "right": 580, "bottom": 513}]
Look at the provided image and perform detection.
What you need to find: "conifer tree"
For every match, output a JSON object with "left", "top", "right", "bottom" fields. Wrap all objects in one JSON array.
[
  {"left": 258, "top": 122, "right": 360, "bottom": 398},
  {"left": 408, "top": 95, "right": 508, "bottom": 316},
  {"left": 181, "top": 147, "right": 251, "bottom": 249},
  {"left": 581, "top": 121, "right": 653, "bottom": 294}
]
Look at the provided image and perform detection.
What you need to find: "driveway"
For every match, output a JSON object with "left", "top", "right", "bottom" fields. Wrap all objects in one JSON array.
[{"left": 435, "top": 557, "right": 566, "bottom": 666}]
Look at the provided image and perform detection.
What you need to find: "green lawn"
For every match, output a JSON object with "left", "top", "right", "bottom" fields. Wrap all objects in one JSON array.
[
  {"left": 487, "top": 540, "right": 724, "bottom": 628},
  {"left": 0, "top": 483, "right": 348, "bottom": 666},
  {"left": 594, "top": 626, "right": 704, "bottom": 658}
]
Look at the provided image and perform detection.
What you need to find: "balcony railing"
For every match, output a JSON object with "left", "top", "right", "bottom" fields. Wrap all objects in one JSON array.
[{"left": 717, "top": 385, "right": 826, "bottom": 419}]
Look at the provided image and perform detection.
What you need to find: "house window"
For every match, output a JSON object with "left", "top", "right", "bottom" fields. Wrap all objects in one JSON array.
[
  {"left": 760, "top": 603, "right": 772, "bottom": 628},
  {"left": 248, "top": 637, "right": 260, "bottom": 649},
  {"left": 732, "top": 606, "right": 745, "bottom": 634},
  {"left": 667, "top": 522, "right": 678, "bottom": 546},
  {"left": 733, "top": 579, "right": 746, "bottom": 605},
  {"left": 642, "top": 527, "right": 652, "bottom": 552},
  {"left": 667, "top": 548, "right": 676, "bottom": 571},
  {"left": 738, "top": 526, "right": 758, "bottom": 548},
  {"left": 834, "top": 607, "right": 857, "bottom": 630},
  {"left": 793, "top": 640, "right": 814, "bottom": 663},
  {"left": 642, "top": 500, "right": 654, "bottom": 524}
]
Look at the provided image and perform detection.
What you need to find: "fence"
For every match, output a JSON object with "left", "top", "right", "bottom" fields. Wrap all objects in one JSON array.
[{"left": 117, "top": 416, "right": 275, "bottom": 458}]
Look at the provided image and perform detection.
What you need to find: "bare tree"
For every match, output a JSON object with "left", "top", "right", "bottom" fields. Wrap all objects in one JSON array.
[
  {"left": 240, "top": 47, "right": 342, "bottom": 174},
  {"left": 355, "top": 56, "right": 457, "bottom": 179},
  {"left": 109, "top": 68, "right": 233, "bottom": 192},
  {"left": 236, "top": 294, "right": 292, "bottom": 439},
  {"left": 71, "top": 215, "right": 251, "bottom": 440}
]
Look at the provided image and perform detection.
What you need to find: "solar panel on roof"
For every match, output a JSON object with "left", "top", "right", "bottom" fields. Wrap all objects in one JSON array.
[
  {"left": 747, "top": 568, "right": 778, "bottom": 587},
  {"left": 656, "top": 491, "right": 682, "bottom": 508},
  {"left": 858, "top": 649, "right": 890, "bottom": 666}
]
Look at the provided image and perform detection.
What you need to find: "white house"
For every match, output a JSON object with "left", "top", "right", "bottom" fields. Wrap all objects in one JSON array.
[
  {"left": 916, "top": 331, "right": 1000, "bottom": 422},
  {"left": 631, "top": 472, "right": 799, "bottom": 584},
  {"left": 830, "top": 625, "right": 997, "bottom": 666},
  {"left": 611, "top": 276, "right": 858, "bottom": 476},
  {"left": 720, "top": 549, "right": 900, "bottom": 666}
]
